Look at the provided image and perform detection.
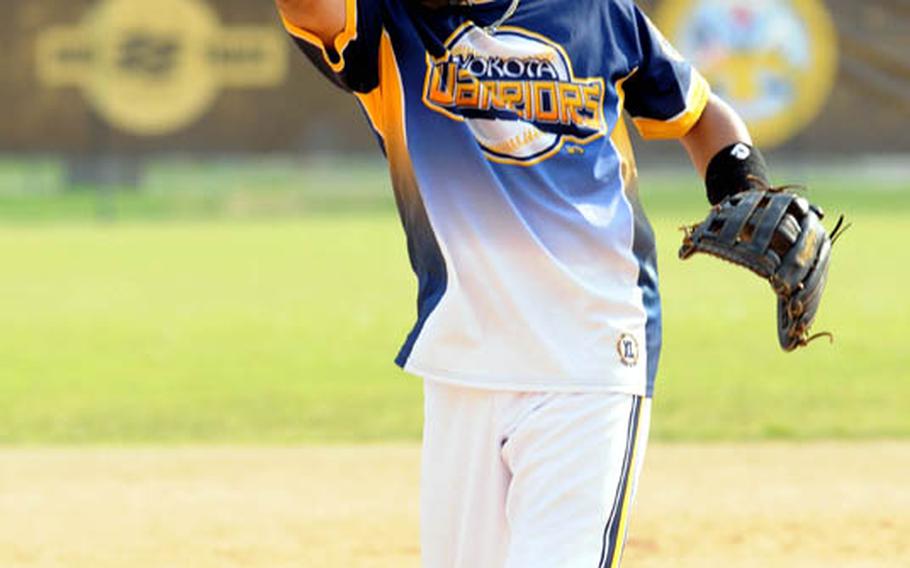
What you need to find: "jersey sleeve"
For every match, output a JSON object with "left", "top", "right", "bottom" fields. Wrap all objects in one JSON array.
[
  {"left": 621, "top": 5, "right": 711, "bottom": 140},
  {"left": 280, "top": 0, "right": 382, "bottom": 93}
]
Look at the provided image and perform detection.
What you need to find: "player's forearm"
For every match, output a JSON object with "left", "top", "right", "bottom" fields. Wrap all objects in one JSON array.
[
  {"left": 682, "top": 95, "right": 773, "bottom": 205},
  {"left": 275, "top": 0, "right": 346, "bottom": 45},
  {"left": 680, "top": 95, "right": 753, "bottom": 178}
]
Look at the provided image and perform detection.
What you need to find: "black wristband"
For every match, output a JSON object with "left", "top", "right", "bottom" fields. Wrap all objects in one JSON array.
[{"left": 705, "top": 143, "right": 770, "bottom": 205}]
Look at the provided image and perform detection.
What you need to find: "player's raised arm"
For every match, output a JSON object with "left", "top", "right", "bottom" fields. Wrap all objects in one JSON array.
[
  {"left": 275, "top": 0, "right": 346, "bottom": 46},
  {"left": 276, "top": 0, "right": 382, "bottom": 93}
]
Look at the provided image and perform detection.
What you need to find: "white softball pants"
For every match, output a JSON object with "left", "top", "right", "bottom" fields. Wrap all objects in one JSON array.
[{"left": 420, "top": 379, "right": 651, "bottom": 568}]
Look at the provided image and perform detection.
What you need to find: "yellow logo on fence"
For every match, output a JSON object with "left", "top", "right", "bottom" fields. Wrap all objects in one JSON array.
[
  {"left": 655, "top": 0, "right": 837, "bottom": 148},
  {"left": 36, "top": 0, "right": 288, "bottom": 136}
]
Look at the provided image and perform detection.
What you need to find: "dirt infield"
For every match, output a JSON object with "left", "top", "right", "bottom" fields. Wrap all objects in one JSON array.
[{"left": 1, "top": 443, "right": 907, "bottom": 568}]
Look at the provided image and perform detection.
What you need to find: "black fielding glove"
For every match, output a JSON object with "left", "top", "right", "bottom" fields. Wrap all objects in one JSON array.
[{"left": 680, "top": 186, "right": 849, "bottom": 351}]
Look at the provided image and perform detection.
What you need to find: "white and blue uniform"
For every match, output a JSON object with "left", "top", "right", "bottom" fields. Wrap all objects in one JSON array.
[{"left": 284, "top": 0, "right": 709, "bottom": 565}]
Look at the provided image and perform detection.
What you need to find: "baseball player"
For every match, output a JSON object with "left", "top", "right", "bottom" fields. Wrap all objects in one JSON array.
[{"left": 275, "top": 0, "right": 771, "bottom": 565}]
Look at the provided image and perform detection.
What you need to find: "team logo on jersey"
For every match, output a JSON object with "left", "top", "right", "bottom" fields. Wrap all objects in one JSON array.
[
  {"left": 423, "top": 23, "right": 608, "bottom": 165},
  {"left": 655, "top": 0, "right": 837, "bottom": 148},
  {"left": 616, "top": 334, "right": 639, "bottom": 368},
  {"left": 36, "top": 0, "right": 288, "bottom": 136}
]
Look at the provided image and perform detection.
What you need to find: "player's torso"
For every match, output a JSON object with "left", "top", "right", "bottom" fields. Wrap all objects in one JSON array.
[{"left": 354, "top": 0, "right": 657, "bottom": 393}]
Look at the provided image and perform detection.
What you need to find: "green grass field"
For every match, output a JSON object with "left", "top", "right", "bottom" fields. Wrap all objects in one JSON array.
[{"left": 0, "top": 161, "right": 907, "bottom": 444}]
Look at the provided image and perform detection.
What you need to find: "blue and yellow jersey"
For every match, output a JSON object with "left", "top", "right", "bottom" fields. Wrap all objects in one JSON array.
[{"left": 284, "top": 0, "right": 710, "bottom": 396}]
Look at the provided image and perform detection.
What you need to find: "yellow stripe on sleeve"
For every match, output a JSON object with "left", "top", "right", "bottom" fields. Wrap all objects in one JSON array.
[{"left": 632, "top": 70, "right": 711, "bottom": 140}]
